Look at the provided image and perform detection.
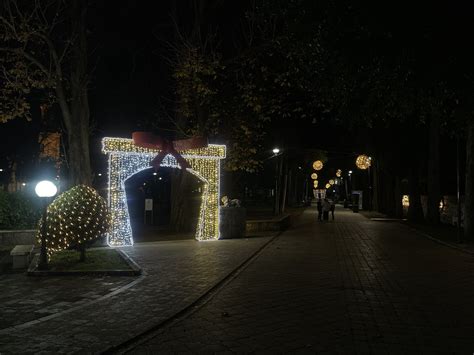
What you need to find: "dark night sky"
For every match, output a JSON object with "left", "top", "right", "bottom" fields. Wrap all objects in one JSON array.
[{"left": 0, "top": 1, "right": 472, "bottom": 189}]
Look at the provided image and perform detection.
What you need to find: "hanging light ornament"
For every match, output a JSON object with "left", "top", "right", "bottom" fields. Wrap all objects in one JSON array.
[
  {"left": 336, "top": 169, "right": 342, "bottom": 177},
  {"left": 402, "top": 195, "right": 410, "bottom": 207},
  {"left": 313, "top": 180, "right": 318, "bottom": 188},
  {"left": 311, "top": 173, "right": 318, "bottom": 180},
  {"left": 312, "top": 160, "right": 323, "bottom": 171},
  {"left": 329, "top": 179, "right": 335, "bottom": 185},
  {"left": 356, "top": 155, "right": 372, "bottom": 170},
  {"left": 325, "top": 183, "right": 331, "bottom": 189}
]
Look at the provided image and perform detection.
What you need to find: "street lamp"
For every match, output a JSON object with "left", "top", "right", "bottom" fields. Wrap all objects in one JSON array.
[
  {"left": 272, "top": 148, "right": 282, "bottom": 215},
  {"left": 35, "top": 180, "right": 58, "bottom": 270}
]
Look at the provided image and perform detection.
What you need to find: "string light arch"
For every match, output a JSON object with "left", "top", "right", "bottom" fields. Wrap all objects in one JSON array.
[{"left": 102, "top": 137, "right": 226, "bottom": 246}]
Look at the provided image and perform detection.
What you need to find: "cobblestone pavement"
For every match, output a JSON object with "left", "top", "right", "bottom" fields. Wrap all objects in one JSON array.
[
  {"left": 129, "top": 207, "right": 474, "bottom": 354},
  {"left": 0, "top": 236, "right": 272, "bottom": 354},
  {"left": 0, "top": 272, "right": 131, "bottom": 329}
]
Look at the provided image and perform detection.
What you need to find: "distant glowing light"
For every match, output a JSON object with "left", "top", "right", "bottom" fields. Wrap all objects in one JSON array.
[
  {"left": 313, "top": 180, "right": 318, "bottom": 188},
  {"left": 311, "top": 173, "right": 318, "bottom": 180},
  {"left": 356, "top": 155, "right": 372, "bottom": 170},
  {"left": 273, "top": 148, "right": 280, "bottom": 154},
  {"left": 325, "top": 183, "right": 331, "bottom": 189},
  {"left": 348, "top": 170, "right": 353, "bottom": 174},
  {"left": 402, "top": 195, "right": 409, "bottom": 207},
  {"left": 313, "top": 160, "right": 323, "bottom": 171},
  {"left": 329, "top": 179, "right": 335, "bottom": 185},
  {"left": 336, "top": 169, "right": 342, "bottom": 177},
  {"left": 153, "top": 172, "right": 157, "bottom": 176}
]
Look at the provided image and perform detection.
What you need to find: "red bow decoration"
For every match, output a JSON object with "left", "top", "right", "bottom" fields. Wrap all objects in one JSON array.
[{"left": 132, "top": 132, "right": 208, "bottom": 170}]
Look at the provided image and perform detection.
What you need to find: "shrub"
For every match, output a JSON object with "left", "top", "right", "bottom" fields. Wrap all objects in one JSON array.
[
  {"left": 0, "top": 190, "right": 42, "bottom": 229},
  {"left": 37, "top": 185, "right": 110, "bottom": 260}
]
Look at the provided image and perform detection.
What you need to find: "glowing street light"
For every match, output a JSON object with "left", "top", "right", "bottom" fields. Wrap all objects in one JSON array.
[
  {"left": 35, "top": 180, "right": 58, "bottom": 197},
  {"left": 272, "top": 147, "right": 280, "bottom": 155}
]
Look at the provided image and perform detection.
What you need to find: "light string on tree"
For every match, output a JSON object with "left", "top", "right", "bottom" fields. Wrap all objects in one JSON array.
[{"left": 37, "top": 185, "right": 110, "bottom": 259}]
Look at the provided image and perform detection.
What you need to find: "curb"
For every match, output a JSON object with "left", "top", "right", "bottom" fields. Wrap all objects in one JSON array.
[
  {"left": 360, "top": 213, "right": 474, "bottom": 256},
  {"left": 26, "top": 249, "right": 142, "bottom": 276},
  {"left": 404, "top": 226, "right": 474, "bottom": 256},
  {"left": 102, "top": 231, "right": 284, "bottom": 354}
]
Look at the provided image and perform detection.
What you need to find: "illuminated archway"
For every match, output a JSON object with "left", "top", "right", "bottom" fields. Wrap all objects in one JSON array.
[{"left": 102, "top": 137, "right": 226, "bottom": 246}]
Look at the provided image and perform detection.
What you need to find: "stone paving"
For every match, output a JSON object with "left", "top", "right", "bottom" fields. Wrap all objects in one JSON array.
[
  {"left": 128, "top": 207, "right": 474, "bottom": 354},
  {"left": 0, "top": 236, "right": 272, "bottom": 354},
  {"left": 0, "top": 272, "right": 131, "bottom": 329}
]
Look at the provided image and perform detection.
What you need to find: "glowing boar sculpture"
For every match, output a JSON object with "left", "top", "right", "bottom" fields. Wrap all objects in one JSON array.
[{"left": 37, "top": 185, "right": 110, "bottom": 260}]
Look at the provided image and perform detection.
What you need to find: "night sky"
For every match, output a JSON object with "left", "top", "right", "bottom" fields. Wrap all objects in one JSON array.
[{"left": 0, "top": 1, "right": 472, "bottom": 189}]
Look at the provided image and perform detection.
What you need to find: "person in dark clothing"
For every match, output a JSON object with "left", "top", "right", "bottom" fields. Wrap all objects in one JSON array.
[
  {"left": 317, "top": 199, "right": 322, "bottom": 221},
  {"left": 330, "top": 200, "right": 336, "bottom": 220},
  {"left": 322, "top": 198, "right": 330, "bottom": 221}
]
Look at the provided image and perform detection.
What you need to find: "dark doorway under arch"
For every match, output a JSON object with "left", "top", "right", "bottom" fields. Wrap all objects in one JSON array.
[{"left": 124, "top": 167, "right": 204, "bottom": 242}]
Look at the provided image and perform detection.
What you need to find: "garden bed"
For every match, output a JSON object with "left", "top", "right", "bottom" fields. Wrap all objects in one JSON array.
[{"left": 27, "top": 247, "right": 141, "bottom": 276}]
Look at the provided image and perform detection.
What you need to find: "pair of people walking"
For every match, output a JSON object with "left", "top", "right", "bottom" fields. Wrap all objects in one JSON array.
[{"left": 317, "top": 198, "right": 335, "bottom": 221}]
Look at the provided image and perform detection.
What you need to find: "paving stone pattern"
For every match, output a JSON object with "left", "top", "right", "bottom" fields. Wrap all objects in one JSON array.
[
  {"left": 0, "top": 237, "right": 271, "bottom": 354},
  {"left": 130, "top": 208, "right": 474, "bottom": 354},
  {"left": 0, "top": 273, "right": 131, "bottom": 330}
]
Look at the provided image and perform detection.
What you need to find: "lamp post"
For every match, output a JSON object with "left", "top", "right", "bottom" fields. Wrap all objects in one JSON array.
[
  {"left": 35, "top": 180, "right": 58, "bottom": 270},
  {"left": 272, "top": 147, "right": 281, "bottom": 215}
]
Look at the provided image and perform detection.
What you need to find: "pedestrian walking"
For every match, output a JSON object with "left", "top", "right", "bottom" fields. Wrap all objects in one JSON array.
[
  {"left": 322, "top": 198, "right": 330, "bottom": 221},
  {"left": 330, "top": 200, "right": 336, "bottom": 220},
  {"left": 317, "top": 199, "right": 322, "bottom": 221}
]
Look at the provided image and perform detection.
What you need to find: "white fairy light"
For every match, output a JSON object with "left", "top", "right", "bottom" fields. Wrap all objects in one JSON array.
[{"left": 102, "top": 137, "right": 226, "bottom": 246}]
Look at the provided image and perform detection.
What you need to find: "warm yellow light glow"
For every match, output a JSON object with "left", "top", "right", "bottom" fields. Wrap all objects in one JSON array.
[
  {"left": 102, "top": 137, "right": 226, "bottom": 246},
  {"left": 37, "top": 185, "right": 109, "bottom": 259},
  {"left": 312, "top": 160, "right": 323, "bottom": 171},
  {"left": 336, "top": 169, "right": 342, "bottom": 177},
  {"left": 403, "top": 194, "right": 444, "bottom": 211},
  {"left": 356, "top": 155, "right": 371, "bottom": 169},
  {"left": 325, "top": 183, "right": 331, "bottom": 189},
  {"left": 329, "top": 179, "right": 335, "bottom": 185},
  {"left": 313, "top": 180, "right": 318, "bottom": 188},
  {"left": 402, "top": 195, "right": 409, "bottom": 207},
  {"left": 311, "top": 173, "right": 318, "bottom": 179}
]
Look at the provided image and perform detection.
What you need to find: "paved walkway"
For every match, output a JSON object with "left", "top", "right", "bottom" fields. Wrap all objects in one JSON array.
[
  {"left": 127, "top": 207, "right": 474, "bottom": 354},
  {"left": 0, "top": 236, "right": 273, "bottom": 354}
]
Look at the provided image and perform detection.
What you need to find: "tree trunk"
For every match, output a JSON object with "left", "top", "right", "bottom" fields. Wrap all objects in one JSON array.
[
  {"left": 426, "top": 114, "right": 441, "bottom": 224},
  {"left": 57, "top": 0, "right": 92, "bottom": 187},
  {"left": 394, "top": 176, "right": 403, "bottom": 218},
  {"left": 372, "top": 159, "right": 380, "bottom": 212},
  {"left": 465, "top": 120, "right": 474, "bottom": 240},
  {"left": 408, "top": 168, "right": 424, "bottom": 223},
  {"left": 170, "top": 170, "right": 195, "bottom": 232}
]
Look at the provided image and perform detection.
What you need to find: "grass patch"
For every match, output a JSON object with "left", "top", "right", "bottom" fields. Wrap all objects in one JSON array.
[{"left": 48, "top": 248, "right": 130, "bottom": 272}]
